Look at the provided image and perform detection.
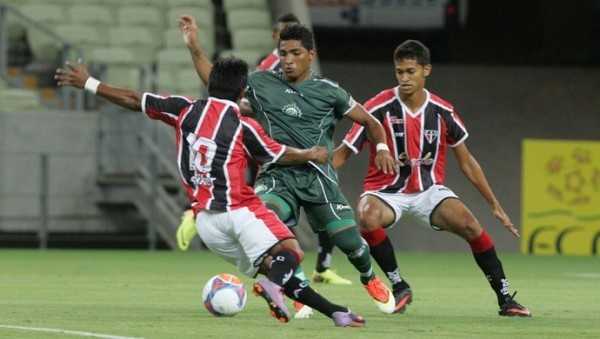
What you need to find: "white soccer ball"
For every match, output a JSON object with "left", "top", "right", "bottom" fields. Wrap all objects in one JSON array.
[{"left": 202, "top": 273, "right": 247, "bottom": 316}]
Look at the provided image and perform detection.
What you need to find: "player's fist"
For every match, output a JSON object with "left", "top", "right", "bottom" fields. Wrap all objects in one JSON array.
[
  {"left": 54, "top": 60, "right": 90, "bottom": 89},
  {"left": 179, "top": 15, "right": 198, "bottom": 46},
  {"left": 375, "top": 149, "right": 397, "bottom": 174},
  {"left": 309, "top": 146, "right": 329, "bottom": 164}
]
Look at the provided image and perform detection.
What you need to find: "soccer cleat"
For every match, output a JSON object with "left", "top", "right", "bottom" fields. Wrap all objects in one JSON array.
[
  {"left": 312, "top": 269, "right": 353, "bottom": 285},
  {"left": 363, "top": 276, "right": 395, "bottom": 314},
  {"left": 176, "top": 209, "right": 197, "bottom": 251},
  {"left": 499, "top": 291, "right": 532, "bottom": 317},
  {"left": 332, "top": 310, "right": 366, "bottom": 327},
  {"left": 393, "top": 287, "right": 413, "bottom": 313},
  {"left": 293, "top": 300, "right": 314, "bottom": 319},
  {"left": 253, "top": 278, "right": 291, "bottom": 323}
]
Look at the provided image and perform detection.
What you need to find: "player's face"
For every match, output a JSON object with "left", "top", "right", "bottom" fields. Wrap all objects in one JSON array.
[
  {"left": 279, "top": 39, "right": 315, "bottom": 83},
  {"left": 394, "top": 58, "right": 431, "bottom": 96}
]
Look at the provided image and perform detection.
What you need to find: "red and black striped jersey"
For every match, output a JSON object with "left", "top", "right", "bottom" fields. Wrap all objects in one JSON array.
[
  {"left": 257, "top": 49, "right": 280, "bottom": 72},
  {"left": 342, "top": 87, "right": 468, "bottom": 194},
  {"left": 142, "top": 93, "right": 286, "bottom": 212}
]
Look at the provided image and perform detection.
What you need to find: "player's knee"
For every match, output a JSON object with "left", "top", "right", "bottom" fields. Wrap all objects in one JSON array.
[
  {"left": 358, "top": 204, "right": 382, "bottom": 231},
  {"left": 332, "top": 227, "right": 366, "bottom": 257}
]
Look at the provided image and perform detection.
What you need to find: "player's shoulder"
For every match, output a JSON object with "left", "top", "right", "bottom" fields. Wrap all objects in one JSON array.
[
  {"left": 363, "top": 87, "right": 397, "bottom": 112},
  {"left": 311, "top": 75, "right": 342, "bottom": 89},
  {"left": 428, "top": 91, "right": 454, "bottom": 112},
  {"left": 240, "top": 115, "right": 262, "bottom": 129}
]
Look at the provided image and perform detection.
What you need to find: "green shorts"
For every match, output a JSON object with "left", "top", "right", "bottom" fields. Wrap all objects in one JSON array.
[{"left": 254, "top": 165, "right": 356, "bottom": 235}]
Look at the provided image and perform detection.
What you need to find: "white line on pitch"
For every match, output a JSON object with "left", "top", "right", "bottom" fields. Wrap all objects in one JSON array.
[{"left": 0, "top": 324, "right": 144, "bottom": 339}]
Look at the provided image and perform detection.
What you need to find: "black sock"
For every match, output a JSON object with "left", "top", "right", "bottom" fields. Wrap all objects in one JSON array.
[
  {"left": 472, "top": 247, "right": 510, "bottom": 306},
  {"left": 268, "top": 250, "right": 298, "bottom": 286},
  {"left": 316, "top": 231, "right": 334, "bottom": 273},
  {"left": 283, "top": 276, "right": 346, "bottom": 318},
  {"left": 367, "top": 232, "right": 410, "bottom": 291}
]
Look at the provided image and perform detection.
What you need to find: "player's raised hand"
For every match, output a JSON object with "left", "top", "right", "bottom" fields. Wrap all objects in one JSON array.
[
  {"left": 492, "top": 204, "right": 520, "bottom": 238},
  {"left": 309, "top": 146, "right": 329, "bottom": 164},
  {"left": 54, "top": 60, "right": 90, "bottom": 89},
  {"left": 375, "top": 149, "right": 397, "bottom": 174},
  {"left": 179, "top": 15, "right": 199, "bottom": 47}
]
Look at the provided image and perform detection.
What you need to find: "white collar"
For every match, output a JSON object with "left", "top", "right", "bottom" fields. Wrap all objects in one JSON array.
[{"left": 395, "top": 87, "right": 429, "bottom": 118}]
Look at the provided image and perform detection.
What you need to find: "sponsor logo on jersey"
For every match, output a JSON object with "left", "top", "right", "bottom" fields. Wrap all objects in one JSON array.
[
  {"left": 424, "top": 129, "right": 439, "bottom": 144},
  {"left": 191, "top": 174, "right": 214, "bottom": 187},
  {"left": 282, "top": 103, "right": 303, "bottom": 118},
  {"left": 394, "top": 132, "right": 404, "bottom": 137},
  {"left": 389, "top": 115, "right": 404, "bottom": 124},
  {"left": 284, "top": 88, "right": 297, "bottom": 94}
]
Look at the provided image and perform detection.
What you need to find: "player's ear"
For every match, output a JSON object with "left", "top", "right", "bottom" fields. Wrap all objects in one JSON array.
[
  {"left": 307, "top": 48, "right": 316, "bottom": 62},
  {"left": 423, "top": 64, "right": 432, "bottom": 77}
]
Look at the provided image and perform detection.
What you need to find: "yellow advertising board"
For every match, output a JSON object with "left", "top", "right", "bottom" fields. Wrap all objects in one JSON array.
[{"left": 522, "top": 139, "right": 600, "bottom": 255}]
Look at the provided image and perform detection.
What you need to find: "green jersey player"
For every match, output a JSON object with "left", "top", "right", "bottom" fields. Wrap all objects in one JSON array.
[{"left": 180, "top": 15, "right": 399, "bottom": 314}]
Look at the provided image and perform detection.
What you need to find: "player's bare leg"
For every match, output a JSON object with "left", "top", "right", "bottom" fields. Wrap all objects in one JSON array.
[
  {"left": 431, "top": 198, "right": 531, "bottom": 317},
  {"left": 358, "top": 195, "right": 413, "bottom": 313}
]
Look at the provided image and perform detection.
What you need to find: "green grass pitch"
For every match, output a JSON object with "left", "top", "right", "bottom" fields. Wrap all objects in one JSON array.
[{"left": 1, "top": 250, "right": 599, "bottom": 338}]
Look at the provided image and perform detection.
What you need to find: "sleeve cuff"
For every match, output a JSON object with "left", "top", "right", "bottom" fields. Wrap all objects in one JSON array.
[
  {"left": 342, "top": 139, "right": 360, "bottom": 154},
  {"left": 342, "top": 98, "right": 358, "bottom": 116},
  {"left": 141, "top": 92, "right": 149, "bottom": 114},
  {"left": 267, "top": 145, "right": 287, "bottom": 165},
  {"left": 448, "top": 132, "right": 469, "bottom": 148}
]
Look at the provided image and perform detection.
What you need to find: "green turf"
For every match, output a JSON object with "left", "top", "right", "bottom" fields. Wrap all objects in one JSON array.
[{"left": 0, "top": 250, "right": 598, "bottom": 339}]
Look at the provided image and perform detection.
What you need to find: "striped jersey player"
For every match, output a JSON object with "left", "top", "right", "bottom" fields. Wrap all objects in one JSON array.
[{"left": 334, "top": 40, "right": 531, "bottom": 317}]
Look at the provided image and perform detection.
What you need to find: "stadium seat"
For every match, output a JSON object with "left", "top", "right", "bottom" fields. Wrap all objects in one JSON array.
[
  {"left": 0, "top": 88, "right": 45, "bottom": 113},
  {"left": 19, "top": 4, "right": 64, "bottom": 24},
  {"left": 157, "top": 48, "right": 198, "bottom": 94},
  {"left": 219, "top": 49, "right": 264, "bottom": 68},
  {"left": 166, "top": 6, "right": 213, "bottom": 28},
  {"left": 230, "top": 28, "right": 273, "bottom": 52},
  {"left": 88, "top": 48, "right": 144, "bottom": 90},
  {"left": 55, "top": 25, "right": 107, "bottom": 57},
  {"left": 117, "top": 6, "right": 164, "bottom": 32},
  {"left": 223, "top": 0, "right": 268, "bottom": 11},
  {"left": 174, "top": 69, "right": 206, "bottom": 99},
  {"left": 226, "top": 9, "right": 271, "bottom": 31},
  {"left": 163, "top": 28, "right": 214, "bottom": 57},
  {"left": 165, "top": 0, "right": 212, "bottom": 8},
  {"left": 68, "top": 5, "right": 113, "bottom": 26},
  {"left": 108, "top": 27, "right": 158, "bottom": 64}
]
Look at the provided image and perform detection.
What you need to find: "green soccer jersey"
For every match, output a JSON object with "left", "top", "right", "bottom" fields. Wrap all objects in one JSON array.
[{"left": 245, "top": 70, "right": 357, "bottom": 182}]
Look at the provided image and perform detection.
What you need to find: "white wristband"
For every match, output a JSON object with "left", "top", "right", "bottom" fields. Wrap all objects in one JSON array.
[
  {"left": 376, "top": 143, "right": 389, "bottom": 152},
  {"left": 84, "top": 77, "right": 101, "bottom": 95}
]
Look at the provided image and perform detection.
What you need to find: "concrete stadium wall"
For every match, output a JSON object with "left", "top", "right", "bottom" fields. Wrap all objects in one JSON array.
[
  {"left": 314, "top": 63, "right": 600, "bottom": 253},
  {"left": 0, "top": 110, "right": 113, "bottom": 232}
]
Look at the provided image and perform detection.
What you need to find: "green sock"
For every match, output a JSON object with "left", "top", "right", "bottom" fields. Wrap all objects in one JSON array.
[
  {"left": 331, "top": 227, "right": 373, "bottom": 284},
  {"left": 294, "top": 267, "right": 309, "bottom": 283}
]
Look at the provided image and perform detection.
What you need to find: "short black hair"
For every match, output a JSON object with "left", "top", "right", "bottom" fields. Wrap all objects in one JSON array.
[
  {"left": 278, "top": 24, "right": 315, "bottom": 51},
  {"left": 393, "top": 40, "right": 431, "bottom": 65},
  {"left": 208, "top": 57, "right": 248, "bottom": 102},
  {"left": 276, "top": 13, "right": 300, "bottom": 25}
]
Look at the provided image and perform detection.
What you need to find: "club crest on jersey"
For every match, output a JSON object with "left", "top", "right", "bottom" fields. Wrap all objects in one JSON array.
[
  {"left": 424, "top": 129, "right": 439, "bottom": 144},
  {"left": 282, "top": 103, "right": 303, "bottom": 118}
]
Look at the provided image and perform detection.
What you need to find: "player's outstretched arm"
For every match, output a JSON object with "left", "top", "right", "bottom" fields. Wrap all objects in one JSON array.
[
  {"left": 179, "top": 15, "right": 212, "bottom": 86},
  {"left": 332, "top": 143, "right": 353, "bottom": 169},
  {"left": 278, "top": 146, "right": 328, "bottom": 165},
  {"left": 346, "top": 105, "right": 397, "bottom": 174},
  {"left": 452, "top": 143, "right": 520, "bottom": 238},
  {"left": 55, "top": 60, "right": 142, "bottom": 111}
]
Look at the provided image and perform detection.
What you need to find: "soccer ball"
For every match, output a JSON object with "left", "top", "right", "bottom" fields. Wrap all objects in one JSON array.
[{"left": 202, "top": 273, "right": 247, "bottom": 316}]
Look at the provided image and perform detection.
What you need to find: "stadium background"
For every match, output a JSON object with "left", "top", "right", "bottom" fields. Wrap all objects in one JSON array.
[{"left": 0, "top": 0, "right": 599, "bottom": 253}]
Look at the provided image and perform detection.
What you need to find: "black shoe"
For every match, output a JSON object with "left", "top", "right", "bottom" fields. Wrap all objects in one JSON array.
[
  {"left": 392, "top": 287, "right": 413, "bottom": 313},
  {"left": 499, "top": 291, "right": 532, "bottom": 317}
]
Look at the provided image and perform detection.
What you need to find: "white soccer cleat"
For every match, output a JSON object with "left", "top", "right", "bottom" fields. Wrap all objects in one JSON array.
[{"left": 293, "top": 301, "right": 314, "bottom": 319}]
